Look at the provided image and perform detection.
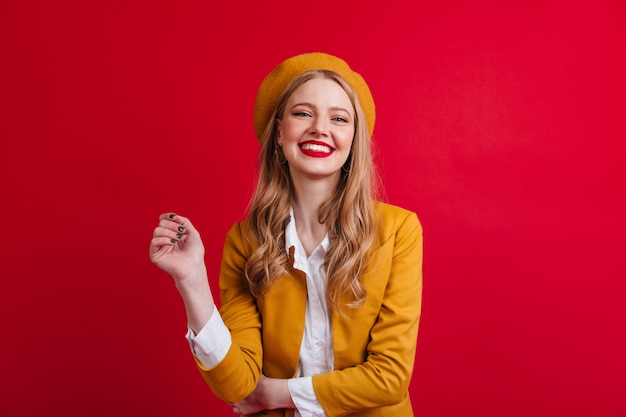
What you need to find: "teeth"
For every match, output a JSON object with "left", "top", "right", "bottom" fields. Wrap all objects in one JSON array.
[{"left": 301, "top": 143, "right": 332, "bottom": 153}]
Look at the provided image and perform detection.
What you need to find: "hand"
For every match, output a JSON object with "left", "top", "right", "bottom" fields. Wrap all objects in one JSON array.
[
  {"left": 149, "top": 213, "right": 205, "bottom": 284},
  {"left": 150, "top": 212, "right": 214, "bottom": 334},
  {"left": 230, "top": 375, "right": 295, "bottom": 415}
]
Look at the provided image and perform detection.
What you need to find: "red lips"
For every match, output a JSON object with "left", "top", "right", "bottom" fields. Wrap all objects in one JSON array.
[{"left": 299, "top": 140, "right": 335, "bottom": 158}]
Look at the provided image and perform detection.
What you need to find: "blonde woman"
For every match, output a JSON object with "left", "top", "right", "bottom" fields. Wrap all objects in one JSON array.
[{"left": 149, "top": 52, "right": 423, "bottom": 416}]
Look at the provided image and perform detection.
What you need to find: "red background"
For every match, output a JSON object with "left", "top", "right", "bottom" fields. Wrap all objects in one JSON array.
[{"left": 1, "top": 1, "right": 625, "bottom": 416}]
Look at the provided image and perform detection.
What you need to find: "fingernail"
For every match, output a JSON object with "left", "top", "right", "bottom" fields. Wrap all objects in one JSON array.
[
  {"left": 176, "top": 233, "right": 182, "bottom": 239},
  {"left": 169, "top": 213, "right": 176, "bottom": 219},
  {"left": 178, "top": 226, "right": 184, "bottom": 232},
  {"left": 170, "top": 238, "right": 176, "bottom": 243}
]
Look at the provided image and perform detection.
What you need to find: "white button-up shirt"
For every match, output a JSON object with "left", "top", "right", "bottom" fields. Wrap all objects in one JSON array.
[{"left": 187, "top": 208, "right": 333, "bottom": 417}]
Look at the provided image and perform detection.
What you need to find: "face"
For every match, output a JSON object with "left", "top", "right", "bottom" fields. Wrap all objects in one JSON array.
[{"left": 276, "top": 77, "right": 355, "bottom": 183}]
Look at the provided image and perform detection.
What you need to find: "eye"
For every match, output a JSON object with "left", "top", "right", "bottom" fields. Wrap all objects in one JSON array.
[
  {"left": 332, "top": 116, "right": 348, "bottom": 123},
  {"left": 293, "top": 111, "right": 312, "bottom": 117}
]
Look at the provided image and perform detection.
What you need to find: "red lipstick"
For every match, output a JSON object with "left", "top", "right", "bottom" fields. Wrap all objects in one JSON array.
[{"left": 299, "top": 140, "right": 335, "bottom": 158}]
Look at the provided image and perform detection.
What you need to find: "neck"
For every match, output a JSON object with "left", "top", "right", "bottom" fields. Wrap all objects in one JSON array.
[
  {"left": 291, "top": 173, "right": 338, "bottom": 217},
  {"left": 290, "top": 173, "right": 338, "bottom": 254}
]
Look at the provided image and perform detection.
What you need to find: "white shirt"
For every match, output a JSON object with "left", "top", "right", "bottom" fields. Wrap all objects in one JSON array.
[{"left": 186, "top": 208, "right": 333, "bottom": 417}]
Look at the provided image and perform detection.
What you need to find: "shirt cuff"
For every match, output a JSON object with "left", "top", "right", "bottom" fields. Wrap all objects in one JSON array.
[
  {"left": 288, "top": 377, "right": 327, "bottom": 417},
  {"left": 185, "top": 309, "right": 232, "bottom": 369}
]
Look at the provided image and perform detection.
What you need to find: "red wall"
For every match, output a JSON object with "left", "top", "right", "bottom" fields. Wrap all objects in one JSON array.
[{"left": 1, "top": 1, "right": 625, "bottom": 416}]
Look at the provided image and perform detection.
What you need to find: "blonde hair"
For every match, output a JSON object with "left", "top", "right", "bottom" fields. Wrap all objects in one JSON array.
[{"left": 245, "top": 70, "right": 380, "bottom": 311}]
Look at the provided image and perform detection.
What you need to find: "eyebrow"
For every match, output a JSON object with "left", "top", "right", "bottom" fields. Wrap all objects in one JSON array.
[{"left": 291, "top": 102, "right": 352, "bottom": 115}]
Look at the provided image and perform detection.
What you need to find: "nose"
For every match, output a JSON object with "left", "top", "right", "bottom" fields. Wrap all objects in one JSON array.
[{"left": 310, "top": 118, "right": 329, "bottom": 136}]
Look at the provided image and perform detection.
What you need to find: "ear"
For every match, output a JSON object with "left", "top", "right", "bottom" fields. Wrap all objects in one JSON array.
[{"left": 276, "top": 119, "right": 282, "bottom": 144}]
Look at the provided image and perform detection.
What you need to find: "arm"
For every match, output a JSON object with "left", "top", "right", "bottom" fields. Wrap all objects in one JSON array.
[
  {"left": 232, "top": 209, "right": 423, "bottom": 416},
  {"left": 193, "top": 222, "right": 264, "bottom": 403},
  {"left": 230, "top": 375, "right": 295, "bottom": 415},
  {"left": 149, "top": 213, "right": 215, "bottom": 334},
  {"left": 313, "top": 210, "right": 423, "bottom": 416},
  {"left": 150, "top": 215, "right": 262, "bottom": 404}
]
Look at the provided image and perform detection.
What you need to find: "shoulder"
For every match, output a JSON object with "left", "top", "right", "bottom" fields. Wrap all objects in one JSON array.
[
  {"left": 223, "top": 220, "right": 256, "bottom": 255},
  {"left": 374, "top": 201, "right": 422, "bottom": 233}
]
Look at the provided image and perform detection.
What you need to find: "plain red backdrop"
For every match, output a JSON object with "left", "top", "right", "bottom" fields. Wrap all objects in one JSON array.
[{"left": 1, "top": 1, "right": 625, "bottom": 416}]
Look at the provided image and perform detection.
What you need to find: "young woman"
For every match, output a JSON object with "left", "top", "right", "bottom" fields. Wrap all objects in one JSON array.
[{"left": 149, "top": 52, "right": 423, "bottom": 416}]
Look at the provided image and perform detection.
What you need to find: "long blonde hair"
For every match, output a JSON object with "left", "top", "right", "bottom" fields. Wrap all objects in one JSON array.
[{"left": 245, "top": 70, "right": 380, "bottom": 311}]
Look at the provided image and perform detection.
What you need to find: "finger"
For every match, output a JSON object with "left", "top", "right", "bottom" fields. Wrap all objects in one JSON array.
[
  {"left": 157, "top": 219, "right": 188, "bottom": 236},
  {"left": 149, "top": 237, "right": 178, "bottom": 259},
  {"left": 157, "top": 213, "right": 196, "bottom": 234},
  {"left": 152, "top": 226, "right": 185, "bottom": 241},
  {"left": 158, "top": 212, "right": 184, "bottom": 223},
  {"left": 158, "top": 212, "right": 191, "bottom": 225}
]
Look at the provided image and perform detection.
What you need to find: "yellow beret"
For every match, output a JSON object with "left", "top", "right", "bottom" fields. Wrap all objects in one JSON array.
[{"left": 253, "top": 52, "right": 376, "bottom": 141}]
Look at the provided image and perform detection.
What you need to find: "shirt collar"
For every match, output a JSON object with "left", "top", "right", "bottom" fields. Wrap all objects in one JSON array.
[{"left": 285, "top": 207, "right": 330, "bottom": 268}]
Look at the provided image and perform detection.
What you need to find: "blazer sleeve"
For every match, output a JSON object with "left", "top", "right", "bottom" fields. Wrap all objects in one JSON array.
[
  {"left": 193, "top": 222, "right": 264, "bottom": 404},
  {"left": 312, "top": 209, "right": 423, "bottom": 416}
]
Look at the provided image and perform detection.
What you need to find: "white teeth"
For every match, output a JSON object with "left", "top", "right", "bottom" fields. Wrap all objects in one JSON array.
[{"left": 301, "top": 143, "right": 332, "bottom": 153}]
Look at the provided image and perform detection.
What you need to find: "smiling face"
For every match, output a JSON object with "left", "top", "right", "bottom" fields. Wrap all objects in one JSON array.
[{"left": 276, "top": 77, "right": 355, "bottom": 184}]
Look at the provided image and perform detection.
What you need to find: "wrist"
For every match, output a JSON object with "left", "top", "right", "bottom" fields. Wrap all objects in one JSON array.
[
  {"left": 173, "top": 264, "right": 209, "bottom": 293},
  {"left": 173, "top": 267, "right": 216, "bottom": 335},
  {"left": 270, "top": 378, "right": 295, "bottom": 410}
]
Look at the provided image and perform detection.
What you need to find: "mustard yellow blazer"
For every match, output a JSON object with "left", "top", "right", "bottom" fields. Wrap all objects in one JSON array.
[{"left": 195, "top": 202, "right": 423, "bottom": 417}]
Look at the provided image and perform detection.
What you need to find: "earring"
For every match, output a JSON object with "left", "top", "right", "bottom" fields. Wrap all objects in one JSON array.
[{"left": 275, "top": 144, "right": 287, "bottom": 165}]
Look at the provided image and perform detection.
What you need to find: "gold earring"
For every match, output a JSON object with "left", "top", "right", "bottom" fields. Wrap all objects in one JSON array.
[{"left": 276, "top": 146, "right": 287, "bottom": 164}]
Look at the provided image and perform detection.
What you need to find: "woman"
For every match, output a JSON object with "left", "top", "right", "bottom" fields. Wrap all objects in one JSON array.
[{"left": 149, "top": 52, "right": 423, "bottom": 416}]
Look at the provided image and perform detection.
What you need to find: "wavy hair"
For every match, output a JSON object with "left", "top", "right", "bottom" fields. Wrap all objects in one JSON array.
[{"left": 244, "top": 70, "right": 381, "bottom": 312}]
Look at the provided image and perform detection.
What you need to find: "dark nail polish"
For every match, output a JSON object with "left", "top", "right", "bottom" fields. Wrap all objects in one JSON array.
[
  {"left": 176, "top": 233, "right": 182, "bottom": 239},
  {"left": 178, "top": 226, "right": 184, "bottom": 232},
  {"left": 169, "top": 213, "right": 176, "bottom": 219},
  {"left": 170, "top": 238, "right": 176, "bottom": 243}
]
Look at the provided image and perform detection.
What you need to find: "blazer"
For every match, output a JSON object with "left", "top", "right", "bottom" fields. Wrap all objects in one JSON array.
[{"left": 194, "top": 202, "right": 423, "bottom": 417}]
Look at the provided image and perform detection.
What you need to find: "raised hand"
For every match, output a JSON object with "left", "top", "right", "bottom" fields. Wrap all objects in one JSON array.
[
  {"left": 149, "top": 212, "right": 214, "bottom": 333},
  {"left": 150, "top": 213, "right": 205, "bottom": 281}
]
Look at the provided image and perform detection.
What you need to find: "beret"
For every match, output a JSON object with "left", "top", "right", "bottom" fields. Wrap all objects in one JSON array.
[{"left": 253, "top": 52, "right": 376, "bottom": 141}]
